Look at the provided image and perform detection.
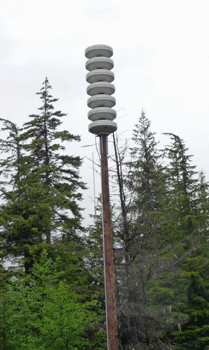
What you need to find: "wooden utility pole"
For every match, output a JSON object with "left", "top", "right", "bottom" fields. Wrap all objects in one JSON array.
[
  {"left": 100, "top": 135, "right": 119, "bottom": 350},
  {"left": 85, "top": 44, "right": 119, "bottom": 349}
]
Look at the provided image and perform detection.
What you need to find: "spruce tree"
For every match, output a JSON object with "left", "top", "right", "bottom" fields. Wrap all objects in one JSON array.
[
  {"left": 114, "top": 111, "right": 169, "bottom": 347},
  {"left": 114, "top": 122, "right": 209, "bottom": 348},
  {"left": 21, "top": 78, "right": 86, "bottom": 244},
  {"left": 163, "top": 133, "right": 199, "bottom": 240},
  {"left": 148, "top": 135, "right": 209, "bottom": 348},
  {"left": 171, "top": 273, "right": 209, "bottom": 350},
  {"left": 0, "top": 119, "right": 48, "bottom": 273},
  {"left": 127, "top": 110, "right": 165, "bottom": 213},
  {"left": 0, "top": 79, "right": 86, "bottom": 273}
]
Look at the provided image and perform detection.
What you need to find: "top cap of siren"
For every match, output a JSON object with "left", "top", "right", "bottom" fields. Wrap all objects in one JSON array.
[{"left": 85, "top": 45, "right": 113, "bottom": 59}]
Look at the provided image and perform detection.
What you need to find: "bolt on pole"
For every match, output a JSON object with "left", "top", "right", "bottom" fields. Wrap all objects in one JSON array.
[{"left": 85, "top": 45, "right": 119, "bottom": 350}]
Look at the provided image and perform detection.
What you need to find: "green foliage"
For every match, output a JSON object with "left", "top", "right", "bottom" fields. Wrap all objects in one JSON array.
[
  {"left": 171, "top": 273, "right": 209, "bottom": 349},
  {"left": 163, "top": 133, "right": 199, "bottom": 239},
  {"left": 105, "top": 112, "right": 209, "bottom": 349},
  {"left": 2, "top": 250, "right": 105, "bottom": 350},
  {"left": 0, "top": 118, "right": 47, "bottom": 271},
  {"left": 110, "top": 111, "right": 171, "bottom": 347},
  {"left": 0, "top": 265, "right": 13, "bottom": 350},
  {"left": 127, "top": 110, "right": 166, "bottom": 215},
  {"left": 21, "top": 78, "right": 86, "bottom": 243},
  {"left": 0, "top": 79, "right": 86, "bottom": 273},
  {"left": 1, "top": 84, "right": 209, "bottom": 350}
]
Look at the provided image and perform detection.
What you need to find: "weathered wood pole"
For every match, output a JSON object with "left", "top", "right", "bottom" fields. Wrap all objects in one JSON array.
[
  {"left": 100, "top": 134, "right": 119, "bottom": 350},
  {"left": 85, "top": 44, "right": 119, "bottom": 349}
]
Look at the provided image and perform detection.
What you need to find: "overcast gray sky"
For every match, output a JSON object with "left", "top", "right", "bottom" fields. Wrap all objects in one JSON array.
[{"left": 0, "top": 0, "right": 209, "bottom": 224}]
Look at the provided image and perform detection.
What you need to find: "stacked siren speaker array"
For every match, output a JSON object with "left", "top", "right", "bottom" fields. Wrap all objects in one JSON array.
[{"left": 85, "top": 45, "right": 117, "bottom": 135}]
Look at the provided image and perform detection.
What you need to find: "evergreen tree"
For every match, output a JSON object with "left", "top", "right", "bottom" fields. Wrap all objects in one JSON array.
[
  {"left": 196, "top": 171, "right": 209, "bottom": 236},
  {"left": 21, "top": 78, "right": 86, "bottom": 244},
  {"left": 85, "top": 117, "right": 209, "bottom": 349},
  {"left": 171, "top": 273, "right": 209, "bottom": 350},
  {"left": 113, "top": 111, "right": 169, "bottom": 347},
  {"left": 124, "top": 110, "right": 167, "bottom": 275},
  {"left": 163, "top": 133, "right": 198, "bottom": 240},
  {"left": 128, "top": 110, "right": 166, "bottom": 214},
  {"left": 113, "top": 122, "right": 209, "bottom": 348},
  {"left": 0, "top": 79, "right": 86, "bottom": 273},
  {"left": 0, "top": 119, "right": 49, "bottom": 273},
  {"left": 147, "top": 136, "right": 209, "bottom": 348},
  {"left": 0, "top": 265, "right": 10, "bottom": 350}
]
